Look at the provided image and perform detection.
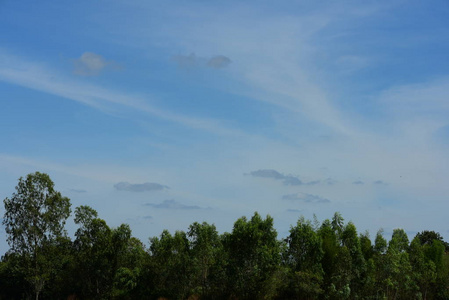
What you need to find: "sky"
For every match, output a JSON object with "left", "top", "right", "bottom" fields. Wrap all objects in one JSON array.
[{"left": 1, "top": 0, "right": 449, "bottom": 252}]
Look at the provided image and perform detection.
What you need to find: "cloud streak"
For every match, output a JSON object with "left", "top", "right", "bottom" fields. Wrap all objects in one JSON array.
[
  {"left": 248, "top": 169, "right": 302, "bottom": 186},
  {"left": 248, "top": 169, "right": 335, "bottom": 187},
  {"left": 114, "top": 181, "right": 169, "bottom": 192},
  {"left": 144, "top": 199, "right": 201, "bottom": 210},
  {"left": 207, "top": 55, "right": 232, "bottom": 69},
  {"left": 282, "top": 193, "right": 331, "bottom": 203},
  {"left": 173, "top": 53, "right": 231, "bottom": 69},
  {"left": 0, "top": 50, "right": 241, "bottom": 136}
]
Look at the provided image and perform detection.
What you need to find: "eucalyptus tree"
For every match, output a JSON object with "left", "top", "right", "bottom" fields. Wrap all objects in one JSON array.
[
  {"left": 188, "top": 221, "right": 226, "bottom": 298},
  {"left": 148, "top": 229, "right": 193, "bottom": 299},
  {"left": 283, "top": 216, "right": 324, "bottom": 299},
  {"left": 318, "top": 219, "right": 341, "bottom": 298},
  {"left": 2, "top": 172, "right": 71, "bottom": 300},
  {"left": 225, "top": 212, "right": 282, "bottom": 299},
  {"left": 384, "top": 229, "right": 417, "bottom": 299},
  {"left": 73, "top": 205, "right": 114, "bottom": 299},
  {"left": 409, "top": 236, "right": 437, "bottom": 300}
]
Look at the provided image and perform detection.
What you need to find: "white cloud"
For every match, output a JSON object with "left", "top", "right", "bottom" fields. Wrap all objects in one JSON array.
[{"left": 73, "top": 52, "right": 112, "bottom": 76}]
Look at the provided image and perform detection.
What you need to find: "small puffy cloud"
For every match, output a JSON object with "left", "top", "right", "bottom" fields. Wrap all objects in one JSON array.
[
  {"left": 73, "top": 52, "right": 115, "bottom": 76},
  {"left": 69, "top": 188, "right": 87, "bottom": 193},
  {"left": 207, "top": 55, "right": 231, "bottom": 69},
  {"left": 306, "top": 180, "right": 321, "bottom": 185},
  {"left": 173, "top": 53, "right": 231, "bottom": 70},
  {"left": 248, "top": 169, "right": 302, "bottom": 186},
  {"left": 324, "top": 178, "right": 337, "bottom": 185},
  {"left": 373, "top": 180, "right": 388, "bottom": 185},
  {"left": 114, "top": 182, "right": 169, "bottom": 192},
  {"left": 247, "top": 169, "right": 338, "bottom": 187},
  {"left": 250, "top": 169, "right": 285, "bottom": 179},
  {"left": 144, "top": 199, "right": 201, "bottom": 210},
  {"left": 353, "top": 180, "right": 364, "bottom": 185},
  {"left": 283, "top": 175, "right": 303, "bottom": 186},
  {"left": 172, "top": 53, "right": 198, "bottom": 69},
  {"left": 282, "top": 193, "right": 331, "bottom": 203}
]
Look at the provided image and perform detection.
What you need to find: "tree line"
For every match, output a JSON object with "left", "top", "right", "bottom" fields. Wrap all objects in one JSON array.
[{"left": 1, "top": 172, "right": 448, "bottom": 300}]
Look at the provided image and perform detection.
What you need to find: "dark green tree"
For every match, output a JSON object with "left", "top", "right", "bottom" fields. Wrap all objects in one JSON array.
[
  {"left": 225, "top": 212, "right": 282, "bottom": 299},
  {"left": 188, "top": 221, "right": 226, "bottom": 298},
  {"left": 73, "top": 205, "right": 114, "bottom": 299},
  {"left": 148, "top": 229, "right": 193, "bottom": 299},
  {"left": 415, "top": 230, "right": 449, "bottom": 251},
  {"left": 2, "top": 172, "right": 71, "bottom": 300},
  {"left": 340, "top": 222, "right": 366, "bottom": 298},
  {"left": 409, "top": 236, "right": 437, "bottom": 300},
  {"left": 283, "top": 216, "right": 324, "bottom": 299},
  {"left": 384, "top": 229, "right": 417, "bottom": 299}
]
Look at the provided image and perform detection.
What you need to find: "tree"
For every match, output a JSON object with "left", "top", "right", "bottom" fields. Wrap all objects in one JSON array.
[
  {"left": 389, "top": 228, "right": 409, "bottom": 253},
  {"left": 384, "top": 229, "right": 417, "bottom": 299},
  {"left": 73, "top": 205, "right": 114, "bottom": 299},
  {"left": 148, "top": 229, "right": 193, "bottom": 299},
  {"left": 2, "top": 172, "right": 71, "bottom": 300},
  {"left": 283, "top": 216, "right": 324, "bottom": 299},
  {"left": 340, "top": 222, "right": 366, "bottom": 298},
  {"left": 188, "top": 221, "right": 225, "bottom": 298},
  {"left": 415, "top": 230, "right": 449, "bottom": 252},
  {"left": 225, "top": 212, "right": 282, "bottom": 299}
]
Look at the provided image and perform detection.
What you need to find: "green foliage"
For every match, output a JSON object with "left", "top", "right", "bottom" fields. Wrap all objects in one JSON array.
[
  {"left": 225, "top": 212, "right": 282, "bottom": 299},
  {"left": 148, "top": 229, "right": 193, "bottom": 299},
  {"left": 389, "top": 228, "right": 410, "bottom": 253},
  {"left": 2, "top": 173, "right": 449, "bottom": 299},
  {"left": 2, "top": 172, "right": 71, "bottom": 300},
  {"left": 374, "top": 229, "right": 387, "bottom": 254},
  {"left": 188, "top": 222, "right": 227, "bottom": 298},
  {"left": 416, "top": 230, "right": 449, "bottom": 251},
  {"left": 283, "top": 217, "right": 324, "bottom": 299}
]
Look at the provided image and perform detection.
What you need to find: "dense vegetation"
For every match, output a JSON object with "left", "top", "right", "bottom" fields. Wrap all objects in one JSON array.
[{"left": 1, "top": 172, "right": 448, "bottom": 300}]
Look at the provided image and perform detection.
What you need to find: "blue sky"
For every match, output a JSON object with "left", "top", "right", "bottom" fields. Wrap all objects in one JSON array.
[{"left": 1, "top": 0, "right": 449, "bottom": 251}]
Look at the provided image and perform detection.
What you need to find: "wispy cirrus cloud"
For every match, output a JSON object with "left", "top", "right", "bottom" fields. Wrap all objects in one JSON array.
[
  {"left": 114, "top": 181, "right": 169, "bottom": 192},
  {"left": 0, "top": 50, "right": 241, "bottom": 136}
]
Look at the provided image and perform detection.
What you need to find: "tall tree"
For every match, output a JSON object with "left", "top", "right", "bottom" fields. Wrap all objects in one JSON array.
[
  {"left": 2, "top": 172, "right": 71, "bottom": 300},
  {"left": 283, "top": 216, "right": 324, "bottom": 299},
  {"left": 384, "top": 229, "right": 417, "bottom": 299},
  {"left": 225, "top": 212, "right": 282, "bottom": 299},
  {"left": 148, "top": 230, "right": 193, "bottom": 299},
  {"left": 73, "top": 205, "right": 114, "bottom": 299},
  {"left": 188, "top": 221, "right": 225, "bottom": 298}
]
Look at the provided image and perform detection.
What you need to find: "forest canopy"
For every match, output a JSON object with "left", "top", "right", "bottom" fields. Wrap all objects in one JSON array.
[{"left": 1, "top": 172, "right": 449, "bottom": 300}]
